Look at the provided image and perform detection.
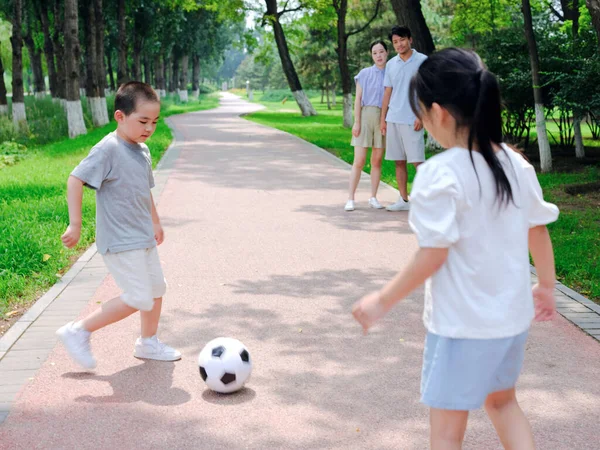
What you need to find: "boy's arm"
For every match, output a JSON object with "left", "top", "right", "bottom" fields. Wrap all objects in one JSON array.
[
  {"left": 529, "top": 225, "right": 557, "bottom": 321},
  {"left": 150, "top": 193, "right": 164, "bottom": 245},
  {"left": 61, "top": 176, "right": 85, "bottom": 248},
  {"left": 380, "top": 87, "right": 392, "bottom": 136},
  {"left": 352, "top": 83, "right": 363, "bottom": 137}
]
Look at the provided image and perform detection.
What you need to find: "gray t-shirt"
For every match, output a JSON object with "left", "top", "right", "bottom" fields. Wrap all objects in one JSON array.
[{"left": 71, "top": 131, "right": 156, "bottom": 254}]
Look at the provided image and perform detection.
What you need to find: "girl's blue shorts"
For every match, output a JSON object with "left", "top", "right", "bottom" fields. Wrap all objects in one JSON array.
[{"left": 420, "top": 329, "right": 529, "bottom": 411}]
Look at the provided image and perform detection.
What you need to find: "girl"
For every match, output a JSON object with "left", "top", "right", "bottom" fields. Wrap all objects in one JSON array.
[
  {"left": 352, "top": 48, "right": 559, "bottom": 449},
  {"left": 345, "top": 40, "right": 388, "bottom": 212}
]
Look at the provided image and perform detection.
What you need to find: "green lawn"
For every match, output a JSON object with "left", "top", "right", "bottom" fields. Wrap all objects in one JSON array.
[
  {"left": 241, "top": 90, "right": 600, "bottom": 302},
  {"left": 0, "top": 93, "right": 220, "bottom": 317}
]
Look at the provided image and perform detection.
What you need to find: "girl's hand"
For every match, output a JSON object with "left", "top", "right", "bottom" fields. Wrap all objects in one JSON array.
[
  {"left": 61, "top": 225, "right": 81, "bottom": 249},
  {"left": 153, "top": 222, "right": 165, "bottom": 245},
  {"left": 532, "top": 283, "right": 556, "bottom": 321},
  {"left": 380, "top": 121, "right": 387, "bottom": 136},
  {"left": 352, "top": 123, "right": 361, "bottom": 138},
  {"left": 352, "top": 291, "right": 388, "bottom": 334}
]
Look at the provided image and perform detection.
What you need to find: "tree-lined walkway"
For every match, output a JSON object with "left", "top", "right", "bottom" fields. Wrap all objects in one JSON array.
[{"left": 0, "top": 94, "right": 599, "bottom": 449}]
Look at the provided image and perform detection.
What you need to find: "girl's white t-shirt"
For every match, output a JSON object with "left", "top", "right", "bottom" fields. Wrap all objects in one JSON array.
[{"left": 409, "top": 145, "right": 559, "bottom": 339}]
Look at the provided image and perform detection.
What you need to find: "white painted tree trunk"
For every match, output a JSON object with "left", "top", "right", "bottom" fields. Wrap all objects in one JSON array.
[
  {"left": 535, "top": 104, "right": 552, "bottom": 172},
  {"left": 159, "top": 89, "right": 166, "bottom": 98},
  {"left": 343, "top": 93, "right": 353, "bottom": 128},
  {"left": 178, "top": 90, "right": 188, "bottom": 102},
  {"left": 79, "top": 88, "right": 85, "bottom": 97},
  {"left": 0, "top": 104, "right": 8, "bottom": 115},
  {"left": 89, "top": 96, "right": 109, "bottom": 127},
  {"left": 12, "top": 102, "right": 27, "bottom": 128},
  {"left": 574, "top": 116, "right": 585, "bottom": 158},
  {"left": 67, "top": 100, "right": 87, "bottom": 138},
  {"left": 101, "top": 97, "right": 109, "bottom": 123},
  {"left": 35, "top": 92, "right": 45, "bottom": 100},
  {"left": 292, "top": 90, "right": 317, "bottom": 116},
  {"left": 332, "top": 88, "right": 337, "bottom": 107},
  {"left": 191, "top": 89, "right": 199, "bottom": 99}
]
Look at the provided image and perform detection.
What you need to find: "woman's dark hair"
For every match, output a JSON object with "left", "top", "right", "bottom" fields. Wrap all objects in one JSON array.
[
  {"left": 389, "top": 26, "right": 411, "bottom": 41},
  {"left": 370, "top": 40, "right": 388, "bottom": 52},
  {"left": 409, "top": 47, "right": 514, "bottom": 206}
]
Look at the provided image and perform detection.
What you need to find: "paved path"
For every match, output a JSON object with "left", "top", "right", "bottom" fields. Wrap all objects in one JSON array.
[{"left": 1, "top": 94, "right": 600, "bottom": 449}]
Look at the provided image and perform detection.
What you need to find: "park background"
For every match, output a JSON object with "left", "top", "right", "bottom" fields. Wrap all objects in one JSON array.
[{"left": 0, "top": 0, "right": 598, "bottom": 334}]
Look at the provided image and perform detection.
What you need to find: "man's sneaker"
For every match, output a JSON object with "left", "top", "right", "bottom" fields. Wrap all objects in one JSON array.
[
  {"left": 386, "top": 197, "right": 410, "bottom": 211},
  {"left": 368, "top": 197, "right": 384, "bottom": 209},
  {"left": 56, "top": 322, "right": 96, "bottom": 370},
  {"left": 134, "top": 335, "right": 182, "bottom": 361},
  {"left": 344, "top": 200, "right": 355, "bottom": 211}
]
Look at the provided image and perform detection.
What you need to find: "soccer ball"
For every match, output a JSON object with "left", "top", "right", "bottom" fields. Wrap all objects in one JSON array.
[{"left": 198, "top": 337, "right": 252, "bottom": 394}]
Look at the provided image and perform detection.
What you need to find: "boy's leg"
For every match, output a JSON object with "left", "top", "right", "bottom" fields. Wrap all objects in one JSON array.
[
  {"left": 81, "top": 296, "right": 138, "bottom": 332},
  {"left": 370, "top": 147, "right": 384, "bottom": 198},
  {"left": 348, "top": 147, "right": 367, "bottom": 200},
  {"left": 430, "top": 408, "right": 469, "bottom": 450},
  {"left": 484, "top": 388, "right": 535, "bottom": 450},
  {"left": 140, "top": 297, "right": 162, "bottom": 338}
]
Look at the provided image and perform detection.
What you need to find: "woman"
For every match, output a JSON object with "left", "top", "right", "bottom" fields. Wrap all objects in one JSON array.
[{"left": 345, "top": 40, "right": 388, "bottom": 212}]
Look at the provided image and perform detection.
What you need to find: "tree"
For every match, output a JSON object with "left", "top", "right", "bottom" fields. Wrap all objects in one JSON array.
[
  {"left": 0, "top": 41, "right": 7, "bottom": 115},
  {"left": 53, "top": 0, "right": 67, "bottom": 101},
  {"left": 117, "top": 0, "right": 128, "bottom": 85},
  {"left": 83, "top": 0, "right": 109, "bottom": 126},
  {"left": 64, "top": 0, "right": 87, "bottom": 137},
  {"left": 333, "top": 0, "right": 383, "bottom": 127},
  {"left": 522, "top": 0, "right": 552, "bottom": 171},
  {"left": 586, "top": 0, "right": 600, "bottom": 48},
  {"left": 389, "top": 0, "right": 435, "bottom": 54},
  {"left": 36, "top": 0, "right": 58, "bottom": 97},
  {"left": 263, "top": 0, "right": 317, "bottom": 116},
  {"left": 10, "top": 0, "right": 27, "bottom": 128},
  {"left": 23, "top": 6, "right": 45, "bottom": 98}
]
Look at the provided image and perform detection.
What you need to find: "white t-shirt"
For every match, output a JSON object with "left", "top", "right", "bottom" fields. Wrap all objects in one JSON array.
[{"left": 409, "top": 145, "right": 559, "bottom": 339}]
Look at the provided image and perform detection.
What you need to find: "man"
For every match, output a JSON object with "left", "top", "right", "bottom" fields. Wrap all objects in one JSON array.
[{"left": 381, "top": 26, "right": 428, "bottom": 211}]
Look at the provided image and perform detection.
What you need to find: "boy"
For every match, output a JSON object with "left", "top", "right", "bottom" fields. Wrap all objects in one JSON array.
[
  {"left": 380, "top": 26, "right": 428, "bottom": 211},
  {"left": 57, "top": 81, "right": 181, "bottom": 370}
]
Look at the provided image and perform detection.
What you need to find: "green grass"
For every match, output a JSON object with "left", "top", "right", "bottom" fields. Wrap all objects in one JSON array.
[
  {"left": 0, "top": 93, "right": 220, "bottom": 317},
  {"left": 242, "top": 91, "right": 600, "bottom": 302}
]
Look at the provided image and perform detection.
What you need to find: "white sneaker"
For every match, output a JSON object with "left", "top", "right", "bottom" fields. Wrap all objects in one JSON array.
[
  {"left": 368, "top": 197, "right": 384, "bottom": 209},
  {"left": 386, "top": 197, "right": 410, "bottom": 211},
  {"left": 344, "top": 200, "right": 355, "bottom": 211},
  {"left": 56, "top": 322, "right": 96, "bottom": 370},
  {"left": 134, "top": 335, "right": 182, "bottom": 361}
]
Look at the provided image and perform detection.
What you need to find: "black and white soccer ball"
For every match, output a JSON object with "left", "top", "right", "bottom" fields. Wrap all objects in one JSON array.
[{"left": 198, "top": 337, "right": 252, "bottom": 394}]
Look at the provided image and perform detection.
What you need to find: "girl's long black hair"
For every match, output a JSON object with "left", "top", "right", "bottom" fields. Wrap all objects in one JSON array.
[{"left": 409, "top": 48, "right": 514, "bottom": 206}]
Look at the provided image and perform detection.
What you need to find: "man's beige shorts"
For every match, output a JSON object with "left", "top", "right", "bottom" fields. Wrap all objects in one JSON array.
[
  {"left": 385, "top": 122, "right": 425, "bottom": 163},
  {"left": 351, "top": 106, "right": 385, "bottom": 149},
  {"left": 102, "top": 247, "right": 167, "bottom": 311}
]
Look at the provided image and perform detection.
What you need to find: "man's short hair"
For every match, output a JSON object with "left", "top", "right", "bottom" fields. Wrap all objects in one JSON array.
[
  {"left": 115, "top": 81, "right": 160, "bottom": 115},
  {"left": 389, "top": 26, "right": 412, "bottom": 41}
]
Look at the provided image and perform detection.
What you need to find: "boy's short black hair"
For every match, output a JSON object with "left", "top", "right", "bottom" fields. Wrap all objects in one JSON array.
[
  {"left": 370, "top": 40, "right": 388, "bottom": 52},
  {"left": 115, "top": 81, "right": 160, "bottom": 115},
  {"left": 389, "top": 26, "right": 411, "bottom": 41}
]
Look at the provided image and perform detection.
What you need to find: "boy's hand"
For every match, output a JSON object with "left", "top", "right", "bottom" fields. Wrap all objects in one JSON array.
[
  {"left": 153, "top": 222, "right": 164, "bottom": 245},
  {"left": 352, "top": 291, "right": 388, "bottom": 335},
  {"left": 532, "top": 283, "right": 556, "bottom": 322},
  {"left": 61, "top": 225, "right": 81, "bottom": 249},
  {"left": 352, "top": 123, "right": 361, "bottom": 138}
]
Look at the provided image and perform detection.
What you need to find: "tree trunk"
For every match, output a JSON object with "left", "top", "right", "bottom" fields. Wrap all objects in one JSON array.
[
  {"left": 574, "top": 116, "right": 585, "bottom": 157},
  {"left": 264, "top": 0, "right": 316, "bottom": 116},
  {"left": 53, "top": 0, "right": 66, "bottom": 101},
  {"left": 335, "top": 0, "right": 353, "bottom": 127},
  {"left": 522, "top": 0, "right": 552, "bottom": 172},
  {"left": 65, "top": 0, "right": 87, "bottom": 137},
  {"left": 94, "top": 0, "right": 108, "bottom": 103},
  {"left": 164, "top": 53, "right": 170, "bottom": 95},
  {"left": 191, "top": 53, "right": 200, "bottom": 99},
  {"left": 24, "top": 34, "right": 45, "bottom": 98},
  {"left": 332, "top": 83, "right": 336, "bottom": 106},
  {"left": 10, "top": 0, "right": 27, "bottom": 128},
  {"left": 389, "top": 0, "right": 435, "bottom": 55},
  {"left": 170, "top": 53, "right": 179, "bottom": 94},
  {"left": 178, "top": 54, "right": 189, "bottom": 102},
  {"left": 117, "top": 0, "right": 128, "bottom": 86},
  {"left": 326, "top": 83, "right": 331, "bottom": 109},
  {"left": 132, "top": 18, "right": 143, "bottom": 81},
  {"left": 107, "top": 50, "right": 116, "bottom": 91},
  {"left": 38, "top": 0, "right": 57, "bottom": 97},
  {"left": 154, "top": 54, "right": 165, "bottom": 96},
  {"left": 587, "top": 0, "right": 600, "bottom": 48},
  {"left": 144, "top": 56, "right": 151, "bottom": 85},
  {"left": 0, "top": 43, "right": 7, "bottom": 115},
  {"left": 321, "top": 87, "right": 324, "bottom": 104}
]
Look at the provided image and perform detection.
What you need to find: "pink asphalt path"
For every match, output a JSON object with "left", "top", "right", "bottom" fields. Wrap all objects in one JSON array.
[{"left": 1, "top": 94, "right": 599, "bottom": 449}]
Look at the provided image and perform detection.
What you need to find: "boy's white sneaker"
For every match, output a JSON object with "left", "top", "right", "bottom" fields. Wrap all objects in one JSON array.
[
  {"left": 344, "top": 200, "right": 355, "bottom": 211},
  {"left": 134, "top": 335, "right": 181, "bottom": 361},
  {"left": 368, "top": 197, "right": 384, "bottom": 209},
  {"left": 386, "top": 197, "right": 410, "bottom": 211},
  {"left": 56, "top": 322, "right": 96, "bottom": 370}
]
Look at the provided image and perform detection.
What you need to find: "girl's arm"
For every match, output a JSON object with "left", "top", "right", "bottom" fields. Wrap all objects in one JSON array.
[
  {"left": 352, "top": 82, "right": 363, "bottom": 138},
  {"left": 380, "top": 87, "right": 392, "bottom": 136},
  {"left": 353, "top": 248, "right": 448, "bottom": 333},
  {"left": 529, "top": 225, "right": 556, "bottom": 321}
]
